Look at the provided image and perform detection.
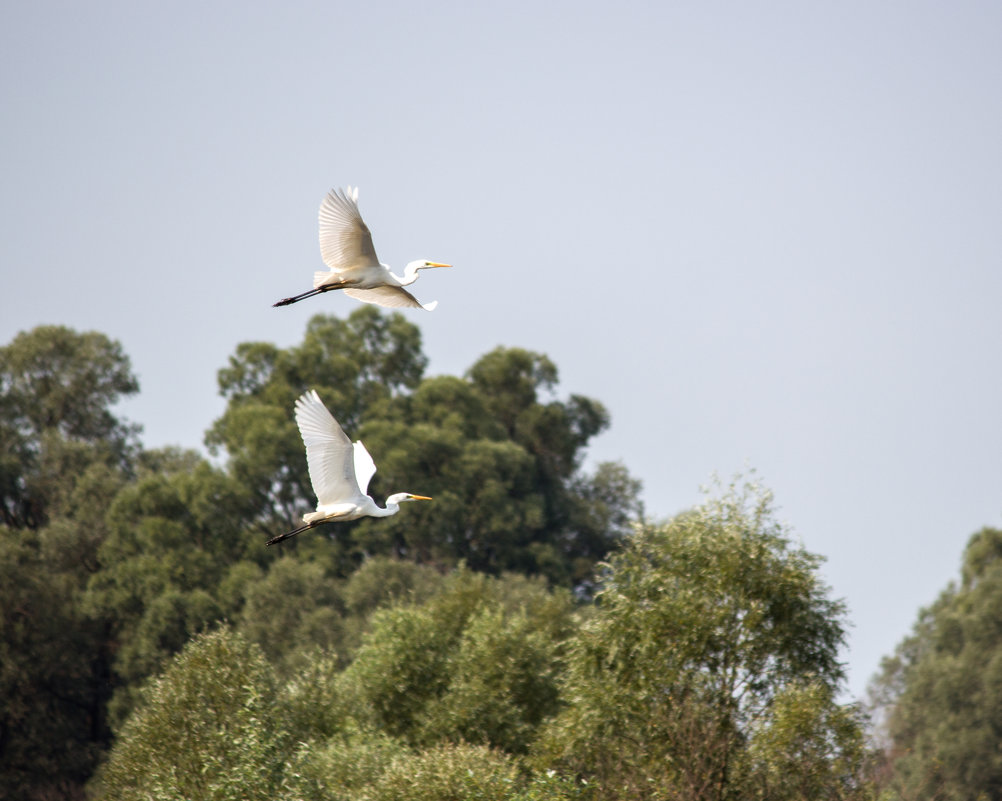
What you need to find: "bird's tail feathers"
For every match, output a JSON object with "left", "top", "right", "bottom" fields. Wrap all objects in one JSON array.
[{"left": 313, "top": 271, "right": 341, "bottom": 289}]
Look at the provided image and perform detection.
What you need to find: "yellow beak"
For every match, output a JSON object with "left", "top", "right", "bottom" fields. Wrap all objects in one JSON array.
[
  {"left": 410, "top": 494, "right": 433, "bottom": 501},
  {"left": 427, "top": 262, "right": 452, "bottom": 269}
]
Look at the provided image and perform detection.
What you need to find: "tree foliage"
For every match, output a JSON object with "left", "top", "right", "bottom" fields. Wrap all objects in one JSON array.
[
  {"left": 868, "top": 526, "right": 1002, "bottom": 800},
  {"left": 747, "top": 680, "right": 868, "bottom": 801},
  {"left": 538, "top": 476, "right": 867, "bottom": 801},
  {"left": 0, "top": 326, "right": 140, "bottom": 799},
  {"left": 0, "top": 324, "right": 138, "bottom": 529},
  {"left": 0, "top": 528, "right": 109, "bottom": 799},
  {"left": 91, "top": 628, "right": 288, "bottom": 801},
  {"left": 0, "top": 321, "right": 876, "bottom": 800},
  {"left": 207, "top": 307, "right": 640, "bottom": 585},
  {"left": 83, "top": 450, "right": 259, "bottom": 728},
  {"left": 341, "top": 568, "right": 575, "bottom": 754},
  {"left": 89, "top": 479, "right": 869, "bottom": 801},
  {"left": 205, "top": 309, "right": 428, "bottom": 530},
  {"left": 89, "top": 605, "right": 582, "bottom": 801}
]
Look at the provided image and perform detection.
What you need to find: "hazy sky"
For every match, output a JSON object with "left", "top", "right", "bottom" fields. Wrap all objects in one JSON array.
[{"left": 3, "top": 0, "right": 1000, "bottom": 700}]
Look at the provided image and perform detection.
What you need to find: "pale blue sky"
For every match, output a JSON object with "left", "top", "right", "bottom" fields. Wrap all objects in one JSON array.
[{"left": 3, "top": 0, "right": 1001, "bottom": 700}]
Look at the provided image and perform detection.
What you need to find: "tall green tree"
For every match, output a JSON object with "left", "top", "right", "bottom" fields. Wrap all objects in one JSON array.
[
  {"left": 868, "top": 526, "right": 1002, "bottom": 801},
  {"left": 538, "top": 476, "right": 867, "bottom": 801},
  {"left": 365, "top": 347, "right": 634, "bottom": 584},
  {"left": 1, "top": 317, "right": 643, "bottom": 797},
  {"left": 208, "top": 307, "right": 641, "bottom": 585},
  {"left": 205, "top": 308, "right": 428, "bottom": 530},
  {"left": 83, "top": 449, "right": 260, "bottom": 728},
  {"left": 0, "top": 326, "right": 140, "bottom": 799},
  {"left": 0, "top": 325, "right": 138, "bottom": 529}
]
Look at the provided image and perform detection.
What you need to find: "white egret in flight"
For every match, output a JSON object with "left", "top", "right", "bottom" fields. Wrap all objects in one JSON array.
[
  {"left": 274, "top": 186, "right": 451, "bottom": 310},
  {"left": 267, "top": 389, "right": 432, "bottom": 546}
]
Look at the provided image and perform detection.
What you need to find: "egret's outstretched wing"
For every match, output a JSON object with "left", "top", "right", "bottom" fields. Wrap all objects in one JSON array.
[
  {"left": 294, "top": 390, "right": 362, "bottom": 505},
  {"left": 343, "top": 286, "right": 437, "bottom": 311},
  {"left": 318, "top": 186, "right": 380, "bottom": 273},
  {"left": 352, "top": 441, "right": 377, "bottom": 496}
]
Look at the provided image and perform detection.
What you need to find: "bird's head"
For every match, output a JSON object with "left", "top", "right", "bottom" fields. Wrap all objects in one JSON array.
[
  {"left": 387, "top": 492, "right": 433, "bottom": 506},
  {"left": 403, "top": 260, "right": 452, "bottom": 281}
]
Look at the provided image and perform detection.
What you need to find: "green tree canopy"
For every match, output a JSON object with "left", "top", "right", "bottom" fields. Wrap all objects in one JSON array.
[
  {"left": 0, "top": 325, "right": 140, "bottom": 798},
  {"left": 83, "top": 449, "right": 260, "bottom": 728},
  {"left": 208, "top": 307, "right": 641, "bottom": 585},
  {"left": 91, "top": 479, "right": 869, "bottom": 801},
  {"left": 91, "top": 628, "right": 289, "bottom": 801},
  {"left": 206, "top": 309, "right": 428, "bottom": 528},
  {"left": 538, "top": 476, "right": 866, "bottom": 801},
  {"left": 90, "top": 598, "right": 583, "bottom": 801},
  {"left": 341, "top": 567, "right": 576, "bottom": 755},
  {"left": 0, "top": 317, "right": 645, "bottom": 799},
  {"left": 0, "top": 325, "right": 139, "bottom": 529},
  {"left": 868, "top": 526, "right": 1002, "bottom": 800}
]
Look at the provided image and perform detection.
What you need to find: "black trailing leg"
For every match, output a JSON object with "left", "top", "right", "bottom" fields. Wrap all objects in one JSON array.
[
  {"left": 266, "top": 521, "right": 317, "bottom": 545},
  {"left": 273, "top": 283, "right": 345, "bottom": 307}
]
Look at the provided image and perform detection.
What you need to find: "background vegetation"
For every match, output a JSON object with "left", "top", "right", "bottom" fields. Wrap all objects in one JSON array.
[{"left": 0, "top": 311, "right": 995, "bottom": 799}]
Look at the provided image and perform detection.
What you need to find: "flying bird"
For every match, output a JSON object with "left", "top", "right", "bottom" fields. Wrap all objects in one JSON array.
[
  {"left": 267, "top": 389, "right": 432, "bottom": 546},
  {"left": 273, "top": 186, "right": 451, "bottom": 310}
]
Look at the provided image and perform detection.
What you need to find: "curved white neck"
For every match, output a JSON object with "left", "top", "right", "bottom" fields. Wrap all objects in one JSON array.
[
  {"left": 370, "top": 502, "right": 399, "bottom": 518},
  {"left": 372, "top": 493, "right": 412, "bottom": 517},
  {"left": 393, "top": 261, "right": 424, "bottom": 286}
]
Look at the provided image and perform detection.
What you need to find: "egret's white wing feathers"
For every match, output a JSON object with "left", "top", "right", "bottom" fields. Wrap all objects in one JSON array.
[
  {"left": 343, "top": 286, "right": 437, "bottom": 311},
  {"left": 294, "top": 390, "right": 363, "bottom": 506},
  {"left": 318, "top": 186, "right": 379, "bottom": 273},
  {"left": 274, "top": 185, "right": 449, "bottom": 310},
  {"left": 352, "top": 441, "right": 377, "bottom": 496},
  {"left": 269, "top": 389, "right": 434, "bottom": 545}
]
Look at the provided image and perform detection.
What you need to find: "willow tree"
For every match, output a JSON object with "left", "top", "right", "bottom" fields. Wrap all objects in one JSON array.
[{"left": 539, "top": 476, "right": 868, "bottom": 801}]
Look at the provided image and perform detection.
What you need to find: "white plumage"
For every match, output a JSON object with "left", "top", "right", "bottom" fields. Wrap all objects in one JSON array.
[
  {"left": 267, "top": 390, "right": 431, "bottom": 545},
  {"left": 274, "top": 186, "right": 451, "bottom": 311}
]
